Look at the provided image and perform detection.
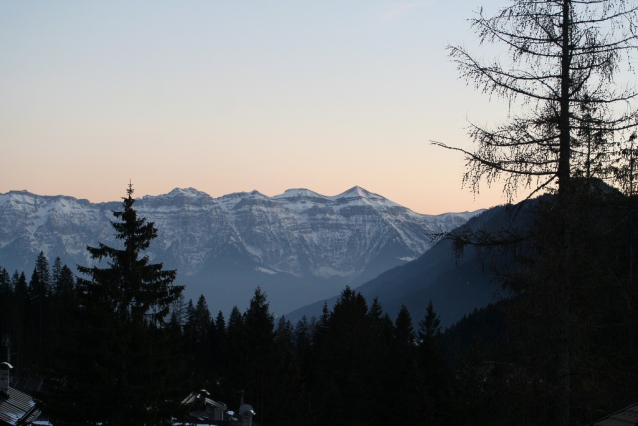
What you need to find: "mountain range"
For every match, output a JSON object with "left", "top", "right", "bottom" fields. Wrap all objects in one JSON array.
[{"left": 0, "top": 186, "right": 482, "bottom": 315}]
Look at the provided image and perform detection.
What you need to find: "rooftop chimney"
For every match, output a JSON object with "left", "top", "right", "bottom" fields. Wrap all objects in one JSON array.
[
  {"left": 0, "top": 362, "right": 12, "bottom": 396},
  {"left": 0, "top": 336, "right": 11, "bottom": 397}
]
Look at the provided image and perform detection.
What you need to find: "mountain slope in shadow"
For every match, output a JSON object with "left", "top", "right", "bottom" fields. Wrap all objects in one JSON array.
[{"left": 286, "top": 202, "right": 535, "bottom": 328}]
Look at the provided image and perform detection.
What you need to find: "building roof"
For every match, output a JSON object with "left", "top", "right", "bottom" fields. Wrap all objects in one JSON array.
[
  {"left": 589, "top": 402, "right": 638, "bottom": 426},
  {"left": 0, "top": 387, "right": 40, "bottom": 426}
]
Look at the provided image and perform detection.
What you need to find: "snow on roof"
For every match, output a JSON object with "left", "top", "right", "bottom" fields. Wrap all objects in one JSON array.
[{"left": 0, "top": 387, "right": 41, "bottom": 426}]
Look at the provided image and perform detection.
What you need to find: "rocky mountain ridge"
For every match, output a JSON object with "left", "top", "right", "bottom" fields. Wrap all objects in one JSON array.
[{"left": 0, "top": 186, "right": 482, "bottom": 314}]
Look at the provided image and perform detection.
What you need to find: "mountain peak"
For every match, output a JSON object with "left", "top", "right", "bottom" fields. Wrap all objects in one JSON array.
[
  {"left": 342, "top": 186, "right": 371, "bottom": 197},
  {"left": 273, "top": 188, "right": 325, "bottom": 199},
  {"left": 165, "top": 188, "right": 207, "bottom": 198},
  {"left": 333, "top": 186, "right": 385, "bottom": 201},
  {"left": 6, "top": 189, "right": 36, "bottom": 198}
]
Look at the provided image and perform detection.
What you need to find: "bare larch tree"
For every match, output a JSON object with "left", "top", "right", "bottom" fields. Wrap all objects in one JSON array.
[{"left": 434, "top": 1, "right": 638, "bottom": 424}]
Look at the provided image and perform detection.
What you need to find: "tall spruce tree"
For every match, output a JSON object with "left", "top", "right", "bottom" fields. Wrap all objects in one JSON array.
[
  {"left": 388, "top": 306, "right": 425, "bottom": 426},
  {"left": 40, "top": 184, "right": 185, "bottom": 426},
  {"left": 0, "top": 267, "right": 12, "bottom": 344}
]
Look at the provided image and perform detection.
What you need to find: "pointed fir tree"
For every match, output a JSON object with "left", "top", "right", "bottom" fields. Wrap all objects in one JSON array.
[
  {"left": 294, "top": 315, "right": 311, "bottom": 351},
  {"left": 394, "top": 304, "right": 416, "bottom": 347},
  {"left": 193, "top": 295, "right": 211, "bottom": 345},
  {"left": 34, "top": 251, "right": 51, "bottom": 297},
  {"left": 77, "top": 184, "right": 182, "bottom": 326},
  {"left": 214, "top": 310, "right": 226, "bottom": 338},
  {"left": 227, "top": 305, "right": 243, "bottom": 342},
  {"left": 275, "top": 316, "right": 294, "bottom": 346},
  {"left": 388, "top": 305, "right": 424, "bottom": 426},
  {"left": 417, "top": 300, "right": 452, "bottom": 426},
  {"left": 52, "top": 257, "right": 62, "bottom": 291},
  {"left": 236, "top": 288, "right": 307, "bottom": 426},
  {"left": 40, "top": 184, "right": 185, "bottom": 426},
  {"left": 188, "top": 294, "right": 213, "bottom": 385},
  {"left": 0, "top": 268, "right": 12, "bottom": 340},
  {"left": 418, "top": 300, "right": 441, "bottom": 344}
]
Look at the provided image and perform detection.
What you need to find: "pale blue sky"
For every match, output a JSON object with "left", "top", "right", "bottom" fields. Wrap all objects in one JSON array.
[{"left": 1, "top": 0, "right": 513, "bottom": 214}]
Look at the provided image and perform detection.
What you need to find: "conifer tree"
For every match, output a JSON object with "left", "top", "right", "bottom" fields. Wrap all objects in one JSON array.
[
  {"left": 294, "top": 315, "right": 311, "bottom": 351},
  {"left": 187, "top": 294, "right": 213, "bottom": 385},
  {"left": 54, "top": 265, "right": 76, "bottom": 301},
  {"left": 275, "top": 316, "right": 294, "bottom": 346},
  {"left": 0, "top": 268, "right": 10, "bottom": 292},
  {"left": 77, "top": 184, "right": 182, "bottom": 327},
  {"left": 312, "top": 287, "right": 377, "bottom": 426},
  {"left": 40, "top": 184, "right": 185, "bottom": 426},
  {"left": 417, "top": 301, "right": 451, "bottom": 426},
  {"left": 418, "top": 300, "right": 441, "bottom": 344},
  {"left": 214, "top": 310, "right": 226, "bottom": 336},
  {"left": 28, "top": 267, "right": 49, "bottom": 368},
  {"left": 239, "top": 287, "right": 275, "bottom": 421},
  {"left": 10, "top": 272, "right": 28, "bottom": 375},
  {"left": 34, "top": 251, "right": 51, "bottom": 297},
  {"left": 394, "top": 304, "right": 416, "bottom": 347},
  {"left": 52, "top": 257, "right": 62, "bottom": 290},
  {"left": 0, "top": 267, "right": 12, "bottom": 340},
  {"left": 388, "top": 305, "right": 424, "bottom": 426},
  {"left": 193, "top": 295, "right": 211, "bottom": 345},
  {"left": 207, "top": 310, "right": 226, "bottom": 384},
  {"left": 226, "top": 305, "right": 244, "bottom": 344},
  {"left": 224, "top": 288, "right": 308, "bottom": 426}
]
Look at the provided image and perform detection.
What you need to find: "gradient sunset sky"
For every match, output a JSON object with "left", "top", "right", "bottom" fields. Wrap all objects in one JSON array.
[{"left": 1, "top": 0, "right": 519, "bottom": 214}]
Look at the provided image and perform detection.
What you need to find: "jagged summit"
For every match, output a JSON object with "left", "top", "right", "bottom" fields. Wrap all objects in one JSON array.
[
  {"left": 324, "top": 186, "right": 404, "bottom": 211},
  {"left": 161, "top": 188, "right": 209, "bottom": 198},
  {"left": 337, "top": 186, "right": 375, "bottom": 198},
  {"left": 273, "top": 186, "right": 387, "bottom": 203},
  {"left": 249, "top": 189, "right": 266, "bottom": 196},
  {"left": 273, "top": 188, "right": 325, "bottom": 199},
  {"left": 331, "top": 186, "right": 387, "bottom": 201},
  {"left": 219, "top": 189, "right": 268, "bottom": 200},
  {"left": 2, "top": 190, "right": 92, "bottom": 208}
]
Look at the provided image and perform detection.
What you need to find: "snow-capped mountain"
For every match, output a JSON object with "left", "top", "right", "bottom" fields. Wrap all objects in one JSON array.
[{"left": 0, "top": 186, "right": 482, "bottom": 315}]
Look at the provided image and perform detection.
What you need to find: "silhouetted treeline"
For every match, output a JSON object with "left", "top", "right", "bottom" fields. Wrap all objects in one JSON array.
[
  {"left": 0, "top": 251, "right": 457, "bottom": 426},
  {"left": 174, "top": 287, "right": 457, "bottom": 426},
  {"left": 0, "top": 253, "right": 76, "bottom": 380}
]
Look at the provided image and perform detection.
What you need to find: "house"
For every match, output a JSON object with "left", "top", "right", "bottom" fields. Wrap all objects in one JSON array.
[
  {"left": 588, "top": 402, "right": 638, "bottom": 426},
  {"left": 180, "top": 391, "right": 258, "bottom": 426},
  {"left": 0, "top": 362, "right": 40, "bottom": 426},
  {"left": 0, "top": 336, "right": 43, "bottom": 426}
]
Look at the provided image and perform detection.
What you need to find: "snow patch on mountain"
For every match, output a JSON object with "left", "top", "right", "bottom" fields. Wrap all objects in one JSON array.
[{"left": 256, "top": 266, "right": 277, "bottom": 275}]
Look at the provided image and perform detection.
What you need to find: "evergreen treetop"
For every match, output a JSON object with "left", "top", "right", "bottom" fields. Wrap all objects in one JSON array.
[{"left": 77, "top": 183, "right": 183, "bottom": 325}]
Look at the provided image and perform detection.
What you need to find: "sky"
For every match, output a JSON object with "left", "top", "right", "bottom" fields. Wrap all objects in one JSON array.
[{"left": 1, "top": 0, "right": 517, "bottom": 215}]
